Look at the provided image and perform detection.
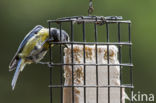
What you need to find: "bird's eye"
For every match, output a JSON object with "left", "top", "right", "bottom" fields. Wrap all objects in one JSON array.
[
  {"left": 51, "top": 29, "right": 57, "bottom": 36},
  {"left": 50, "top": 29, "right": 59, "bottom": 41},
  {"left": 66, "top": 36, "right": 68, "bottom": 41}
]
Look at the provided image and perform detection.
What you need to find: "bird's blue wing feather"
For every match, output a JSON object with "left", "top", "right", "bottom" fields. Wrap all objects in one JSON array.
[
  {"left": 17, "top": 25, "right": 44, "bottom": 53},
  {"left": 9, "top": 25, "right": 44, "bottom": 70},
  {"left": 11, "top": 58, "right": 22, "bottom": 90}
]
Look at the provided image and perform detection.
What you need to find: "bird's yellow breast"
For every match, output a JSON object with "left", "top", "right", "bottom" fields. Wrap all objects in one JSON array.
[{"left": 20, "top": 28, "right": 49, "bottom": 58}]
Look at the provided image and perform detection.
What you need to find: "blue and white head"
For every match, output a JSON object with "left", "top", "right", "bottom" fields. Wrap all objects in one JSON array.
[
  {"left": 49, "top": 28, "right": 69, "bottom": 48},
  {"left": 50, "top": 28, "right": 69, "bottom": 42}
]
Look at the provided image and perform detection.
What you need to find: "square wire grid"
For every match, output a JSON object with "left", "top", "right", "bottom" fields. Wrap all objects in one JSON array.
[{"left": 47, "top": 16, "right": 133, "bottom": 103}]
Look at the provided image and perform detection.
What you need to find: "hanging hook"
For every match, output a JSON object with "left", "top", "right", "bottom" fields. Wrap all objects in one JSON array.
[{"left": 88, "top": 0, "right": 94, "bottom": 16}]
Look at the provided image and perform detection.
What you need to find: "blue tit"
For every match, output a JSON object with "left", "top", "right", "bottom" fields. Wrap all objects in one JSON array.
[{"left": 9, "top": 25, "right": 69, "bottom": 90}]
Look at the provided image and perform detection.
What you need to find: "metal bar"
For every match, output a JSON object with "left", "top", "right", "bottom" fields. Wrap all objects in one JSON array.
[
  {"left": 94, "top": 18, "right": 99, "bottom": 103},
  {"left": 128, "top": 23, "right": 133, "bottom": 103},
  {"left": 106, "top": 22, "right": 110, "bottom": 103},
  {"left": 49, "top": 85, "right": 134, "bottom": 88},
  {"left": 71, "top": 21, "right": 74, "bottom": 103},
  {"left": 48, "top": 22, "right": 53, "bottom": 103},
  {"left": 82, "top": 21, "right": 86, "bottom": 103},
  {"left": 50, "top": 16, "right": 123, "bottom": 21},
  {"left": 49, "top": 41, "right": 132, "bottom": 45},
  {"left": 48, "top": 63, "right": 133, "bottom": 67},
  {"left": 59, "top": 23, "right": 63, "bottom": 103},
  {"left": 118, "top": 23, "right": 123, "bottom": 103},
  {"left": 48, "top": 19, "right": 131, "bottom": 24},
  {"left": 47, "top": 16, "right": 131, "bottom": 23}
]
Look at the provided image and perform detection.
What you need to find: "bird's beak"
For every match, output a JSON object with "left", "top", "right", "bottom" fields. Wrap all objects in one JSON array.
[{"left": 63, "top": 44, "right": 68, "bottom": 48}]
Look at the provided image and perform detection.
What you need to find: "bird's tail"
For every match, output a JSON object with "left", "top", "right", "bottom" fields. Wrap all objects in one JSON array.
[{"left": 11, "top": 58, "right": 25, "bottom": 90}]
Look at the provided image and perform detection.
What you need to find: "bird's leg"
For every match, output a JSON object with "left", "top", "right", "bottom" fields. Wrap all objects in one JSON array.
[
  {"left": 37, "top": 61, "right": 53, "bottom": 65},
  {"left": 37, "top": 61, "right": 49, "bottom": 65},
  {"left": 37, "top": 61, "right": 54, "bottom": 68}
]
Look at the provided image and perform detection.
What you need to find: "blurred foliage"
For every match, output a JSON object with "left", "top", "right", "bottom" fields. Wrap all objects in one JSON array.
[{"left": 0, "top": 0, "right": 156, "bottom": 103}]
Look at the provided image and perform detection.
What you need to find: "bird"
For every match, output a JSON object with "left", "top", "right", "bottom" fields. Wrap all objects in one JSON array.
[{"left": 9, "top": 25, "right": 69, "bottom": 90}]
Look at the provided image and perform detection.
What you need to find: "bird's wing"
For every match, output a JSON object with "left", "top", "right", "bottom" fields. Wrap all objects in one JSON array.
[
  {"left": 17, "top": 25, "right": 44, "bottom": 53},
  {"left": 9, "top": 25, "right": 44, "bottom": 71}
]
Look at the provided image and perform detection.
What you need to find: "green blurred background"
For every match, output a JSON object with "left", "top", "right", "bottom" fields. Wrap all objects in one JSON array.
[{"left": 0, "top": 0, "right": 156, "bottom": 103}]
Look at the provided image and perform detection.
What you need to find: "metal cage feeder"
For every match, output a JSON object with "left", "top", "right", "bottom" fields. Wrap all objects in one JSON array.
[{"left": 47, "top": 15, "right": 133, "bottom": 103}]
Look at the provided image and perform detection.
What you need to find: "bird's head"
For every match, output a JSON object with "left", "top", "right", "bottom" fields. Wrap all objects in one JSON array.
[{"left": 49, "top": 28, "right": 69, "bottom": 47}]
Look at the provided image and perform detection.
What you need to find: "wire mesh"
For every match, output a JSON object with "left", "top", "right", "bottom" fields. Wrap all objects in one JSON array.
[{"left": 47, "top": 16, "right": 133, "bottom": 103}]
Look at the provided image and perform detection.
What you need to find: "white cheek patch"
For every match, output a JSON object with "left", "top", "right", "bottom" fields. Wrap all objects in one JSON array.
[{"left": 63, "top": 45, "right": 129, "bottom": 103}]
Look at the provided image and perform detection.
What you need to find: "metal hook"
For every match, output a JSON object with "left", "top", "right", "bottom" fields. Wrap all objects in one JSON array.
[{"left": 88, "top": 0, "right": 94, "bottom": 16}]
